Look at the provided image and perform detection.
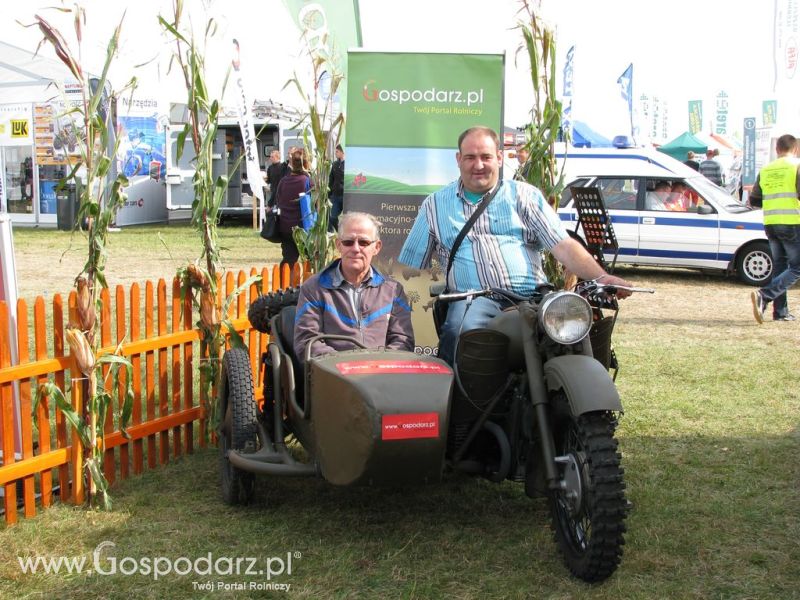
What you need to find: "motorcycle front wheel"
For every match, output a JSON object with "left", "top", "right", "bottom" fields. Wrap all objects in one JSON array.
[{"left": 548, "top": 412, "right": 627, "bottom": 583}]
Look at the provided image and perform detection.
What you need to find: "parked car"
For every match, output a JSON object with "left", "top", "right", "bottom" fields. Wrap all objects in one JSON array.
[{"left": 555, "top": 147, "right": 771, "bottom": 285}]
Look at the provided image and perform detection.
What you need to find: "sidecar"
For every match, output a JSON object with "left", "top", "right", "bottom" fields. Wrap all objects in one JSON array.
[{"left": 218, "top": 293, "right": 454, "bottom": 504}]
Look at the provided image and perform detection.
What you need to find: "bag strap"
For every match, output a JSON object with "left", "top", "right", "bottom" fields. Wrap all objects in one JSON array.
[{"left": 444, "top": 183, "right": 501, "bottom": 293}]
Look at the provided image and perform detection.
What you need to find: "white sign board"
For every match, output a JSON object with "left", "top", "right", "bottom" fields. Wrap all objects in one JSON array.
[{"left": 0, "top": 214, "right": 21, "bottom": 455}]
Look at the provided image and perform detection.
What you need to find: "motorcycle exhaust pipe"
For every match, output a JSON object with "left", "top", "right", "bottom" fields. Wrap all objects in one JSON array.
[
  {"left": 481, "top": 421, "right": 511, "bottom": 483},
  {"left": 454, "top": 421, "right": 511, "bottom": 483}
]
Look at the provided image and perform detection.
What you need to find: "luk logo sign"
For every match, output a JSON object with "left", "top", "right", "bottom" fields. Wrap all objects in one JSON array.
[{"left": 11, "top": 120, "right": 28, "bottom": 138}]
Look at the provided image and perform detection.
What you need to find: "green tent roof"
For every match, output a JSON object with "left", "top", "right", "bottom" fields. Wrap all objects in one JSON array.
[{"left": 657, "top": 131, "right": 708, "bottom": 161}]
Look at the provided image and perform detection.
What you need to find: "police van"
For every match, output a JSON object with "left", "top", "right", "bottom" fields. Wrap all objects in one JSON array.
[{"left": 554, "top": 146, "right": 771, "bottom": 285}]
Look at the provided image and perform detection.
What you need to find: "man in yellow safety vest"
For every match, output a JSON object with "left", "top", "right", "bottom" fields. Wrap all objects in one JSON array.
[{"left": 749, "top": 134, "right": 800, "bottom": 323}]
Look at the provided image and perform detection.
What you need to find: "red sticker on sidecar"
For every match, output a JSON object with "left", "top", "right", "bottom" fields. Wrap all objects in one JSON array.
[
  {"left": 335, "top": 360, "right": 451, "bottom": 375},
  {"left": 381, "top": 413, "right": 440, "bottom": 440}
]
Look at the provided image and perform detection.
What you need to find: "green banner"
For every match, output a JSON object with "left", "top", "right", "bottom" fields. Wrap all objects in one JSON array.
[
  {"left": 688, "top": 100, "right": 703, "bottom": 134},
  {"left": 762, "top": 100, "right": 777, "bottom": 126},
  {"left": 344, "top": 51, "right": 504, "bottom": 352},
  {"left": 347, "top": 52, "right": 503, "bottom": 148},
  {"left": 283, "top": 0, "right": 362, "bottom": 49},
  {"left": 282, "top": 0, "right": 362, "bottom": 116}
]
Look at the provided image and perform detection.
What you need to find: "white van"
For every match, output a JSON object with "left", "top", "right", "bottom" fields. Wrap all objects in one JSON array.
[
  {"left": 554, "top": 147, "right": 771, "bottom": 285},
  {"left": 165, "top": 102, "right": 304, "bottom": 222}
]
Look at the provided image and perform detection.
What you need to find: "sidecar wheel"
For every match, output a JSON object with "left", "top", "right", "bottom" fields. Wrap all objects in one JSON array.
[
  {"left": 548, "top": 412, "right": 627, "bottom": 583},
  {"left": 219, "top": 348, "right": 257, "bottom": 505}
]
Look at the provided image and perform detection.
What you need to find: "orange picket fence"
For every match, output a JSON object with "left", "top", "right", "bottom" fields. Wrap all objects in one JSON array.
[{"left": 0, "top": 263, "right": 304, "bottom": 526}]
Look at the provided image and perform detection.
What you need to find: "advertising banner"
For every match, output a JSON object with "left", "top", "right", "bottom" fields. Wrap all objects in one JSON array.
[
  {"left": 688, "top": 100, "right": 703, "bottom": 134},
  {"left": 562, "top": 45, "right": 575, "bottom": 142},
  {"left": 773, "top": 0, "right": 800, "bottom": 125},
  {"left": 232, "top": 39, "right": 266, "bottom": 220},
  {"left": 0, "top": 104, "right": 32, "bottom": 146},
  {"left": 114, "top": 96, "right": 168, "bottom": 226},
  {"left": 345, "top": 51, "right": 504, "bottom": 352},
  {"left": 283, "top": 0, "right": 363, "bottom": 119},
  {"left": 762, "top": 100, "right": 778, "bottom": 126},
  {"left": 742, "top": 117, "right": 757, "bottom": 186},
  {"left": 715, "top": 91, "right": 728, "bottom": 134}
]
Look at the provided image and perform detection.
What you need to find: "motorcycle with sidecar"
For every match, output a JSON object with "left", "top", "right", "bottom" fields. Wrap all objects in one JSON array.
[{"left": 218, "top": 279, "right": 651, "bottom": 582}]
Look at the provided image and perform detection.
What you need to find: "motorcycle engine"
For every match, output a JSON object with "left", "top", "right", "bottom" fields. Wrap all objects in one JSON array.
[{"left": 451, "top": 328, "right": 510, "bottom": 425}]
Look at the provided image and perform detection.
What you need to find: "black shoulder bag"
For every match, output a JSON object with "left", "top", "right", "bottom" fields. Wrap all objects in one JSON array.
[{"left": 432, "top": 184, "right": 501, "bottom": 333}]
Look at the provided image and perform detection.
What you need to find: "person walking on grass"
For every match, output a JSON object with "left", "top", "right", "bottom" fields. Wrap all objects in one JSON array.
[{"left": 749, "top": 133, "right": 800, "bottom": 323}]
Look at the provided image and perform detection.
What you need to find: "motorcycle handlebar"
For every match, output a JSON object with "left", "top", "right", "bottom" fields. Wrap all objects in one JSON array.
[
  {"left": 436, "top": 287, "right": 531, "bottom": 303},
  {"left": 580, "top": 279, "right": 655, "bottom": 294},
  {"left": 435, "top": 280, "right": 654, "bottom": 304}
]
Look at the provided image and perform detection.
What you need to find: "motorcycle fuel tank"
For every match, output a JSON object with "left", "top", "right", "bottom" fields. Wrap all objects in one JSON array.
[{"left": 308, "top": 349, "right": 453, "bottom": 486}]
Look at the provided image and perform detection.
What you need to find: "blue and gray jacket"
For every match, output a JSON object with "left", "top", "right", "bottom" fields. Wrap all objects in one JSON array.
[{"left": 293, "top": 259, "right": 414, "bottom": 362}]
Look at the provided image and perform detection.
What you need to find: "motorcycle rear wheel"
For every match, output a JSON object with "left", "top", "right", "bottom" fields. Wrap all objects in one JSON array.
[{"left": 548, "top": 412, "right": 627, "bottom": 583}]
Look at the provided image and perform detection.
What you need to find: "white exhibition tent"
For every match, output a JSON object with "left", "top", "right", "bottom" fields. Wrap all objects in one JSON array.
[{"left": 0, "top": 40, "right": 76, "bottom": 104}]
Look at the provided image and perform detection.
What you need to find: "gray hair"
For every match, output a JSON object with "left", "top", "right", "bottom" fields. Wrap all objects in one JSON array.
[{"left": 337, "top": 212, "right": 382, "bottom": 241}]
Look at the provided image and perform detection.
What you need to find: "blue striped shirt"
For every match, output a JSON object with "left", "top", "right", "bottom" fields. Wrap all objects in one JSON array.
[{"left": 398, "top": 179, "right": 567, "bottom": 295}]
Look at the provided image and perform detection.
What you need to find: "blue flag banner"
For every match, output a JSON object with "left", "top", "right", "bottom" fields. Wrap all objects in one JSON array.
[
  {"left": 617, "top": 63, "right": 634, "bottom": 139},
  {"left": 562, "top": 45, "right": 575, "bottom": 142},
  {"left": 563, "top": 45, "right": 575, "bottom": 97},
  {"left": 617, "top": 63, "right": 633, "bottom": 110}
]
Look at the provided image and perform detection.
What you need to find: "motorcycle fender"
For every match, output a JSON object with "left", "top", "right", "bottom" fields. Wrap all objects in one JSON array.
[{"left": 543, "top": 355, "right": 622, "bottom": 415}]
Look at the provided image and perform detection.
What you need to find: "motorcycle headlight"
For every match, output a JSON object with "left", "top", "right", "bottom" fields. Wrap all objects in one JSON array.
[{"left": 538, "top": 291, "right": 593, "bottom": 344}]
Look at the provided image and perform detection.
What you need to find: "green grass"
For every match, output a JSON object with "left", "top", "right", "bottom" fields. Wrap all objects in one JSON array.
[
  {"left": 12, "top": 222, "right": 284, "bottom": 302},
  {"left": 2, "top": 232, "right": 799, "bottom": 598}
]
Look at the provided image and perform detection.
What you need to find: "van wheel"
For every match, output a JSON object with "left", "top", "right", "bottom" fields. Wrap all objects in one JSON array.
[{"left": 736, "top": 241, "right": 772, "bottom": 286}]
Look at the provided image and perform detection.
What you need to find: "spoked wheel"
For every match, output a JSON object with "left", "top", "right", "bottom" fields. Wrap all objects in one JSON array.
[
  {"left": 219, "top": 347, "right": 258, "bottom": 505},
  {"left": 548, "top": 412, "right": 627, "bottom": 583}
]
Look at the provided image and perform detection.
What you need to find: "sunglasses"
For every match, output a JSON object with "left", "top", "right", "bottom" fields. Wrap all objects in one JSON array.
[{"left": 340, "top": 239, "right": 376, "bottom": 248}]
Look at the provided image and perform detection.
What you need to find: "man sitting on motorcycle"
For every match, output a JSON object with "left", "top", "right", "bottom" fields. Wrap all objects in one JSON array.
[
  {"left": 294, "top": 211, "right": 415, "bottom": 363},
  {"left": 398, "top": 126, "right": 632, "bottom": 365}
]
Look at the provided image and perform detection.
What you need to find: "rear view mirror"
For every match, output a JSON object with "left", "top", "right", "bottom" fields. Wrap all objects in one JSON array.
[{"left": 697, "top": 204, "right": 714, "bottom": 215}]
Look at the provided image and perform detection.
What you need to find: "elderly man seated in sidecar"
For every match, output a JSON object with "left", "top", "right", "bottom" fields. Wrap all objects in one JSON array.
[{"left": 293, "top": 211, "right": 415, "bottom": 363}]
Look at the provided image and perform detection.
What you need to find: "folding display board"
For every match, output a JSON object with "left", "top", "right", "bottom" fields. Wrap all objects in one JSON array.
[{"left": 569, "top": 186, "right": 619, "bottom": 272}]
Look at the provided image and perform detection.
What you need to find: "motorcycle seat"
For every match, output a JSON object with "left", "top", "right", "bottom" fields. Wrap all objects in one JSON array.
[
  {"left": 275, "top": 305, "right": 305, "bottom": 411},
  {"left": 277, "top": 305, "right": 298, "bottom": 364}
]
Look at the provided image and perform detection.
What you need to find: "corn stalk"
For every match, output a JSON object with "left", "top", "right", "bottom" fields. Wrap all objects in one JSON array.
[
  {"left": 27, "top": 5, "right": 135, "bottom": 509},
  {"left": 285, "top": 26, "right": 344, "bottom": 273},
  {"left": 516, "top": 0, "right": 567, "bottom": 287},
  {"left": 160, "top": 1, "right": 258, "bottom": 438}
]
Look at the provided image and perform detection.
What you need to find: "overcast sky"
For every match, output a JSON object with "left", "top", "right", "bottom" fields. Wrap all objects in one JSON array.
[{"left": 0, "top": 0, "right": 776, "bottom": 140}]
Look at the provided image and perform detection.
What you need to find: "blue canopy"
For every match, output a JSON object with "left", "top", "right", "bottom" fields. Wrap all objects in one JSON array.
[{"left": 571, "top": 121, "right": 613, "bottom": 148}]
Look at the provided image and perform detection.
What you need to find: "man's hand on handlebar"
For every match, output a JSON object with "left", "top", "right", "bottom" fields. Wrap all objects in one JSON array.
[
  {"left": 584, "top": 275, "right": 655, "bottom": 298},
  {"left": 595, "top": 274, "right": 635, "bottom": 299}
]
